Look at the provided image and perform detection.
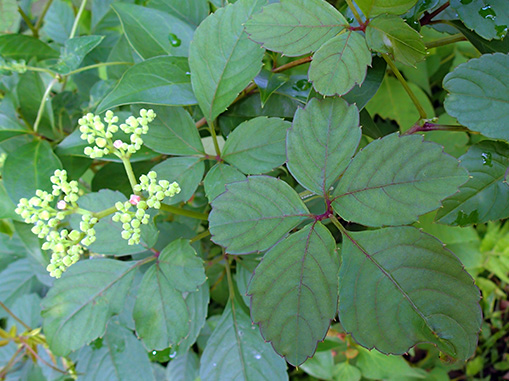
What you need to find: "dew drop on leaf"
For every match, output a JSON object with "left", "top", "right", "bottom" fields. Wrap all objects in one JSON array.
[
  {"left": 495, "top": 25, "right": 508, "bottom": 38},
  {"left": 168, "top": 33, "right": 182, "bottom": 47},
  {"left": 169, "top": 351, "right": 177, "bottom": 359},
  {"left": 478, "top": 5, "right": 496, "bottom": 21},
  {"left": 292, "top": 79, "right": 311, "bottom": 91},
  {"left": 481, "top": 152, "right": 493, "bottom": 167}
]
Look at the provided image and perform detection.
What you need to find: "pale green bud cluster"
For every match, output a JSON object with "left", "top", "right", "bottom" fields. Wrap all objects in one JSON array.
[
  {"left": 134, "top": 171, "right": 181, "bottom": 209},
  {"left": 78, "top": 109, "right": 156, "bottom": 159},
  {"left": 50, "top": 169, "right": 80, "bottom": 204}
]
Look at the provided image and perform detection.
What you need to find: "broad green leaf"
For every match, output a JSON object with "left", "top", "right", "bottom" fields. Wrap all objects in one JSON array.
[
  {"left": 112, "top": 3, "right": 194, "bottom": 59},
  {"left": 366, "top": 14, "right": 426, "bottom": 66},
  {"left": 148, "top": 0, "right": 209, "bottom": 28},
  {"left": 339, "top": 226, "right": 482, "bottom": 360},
  {"left": 53, "top": 36, "right": 104, "bottom": 74},
  {"left": 76, "top": 323, "right": 155, "bottom": 381},
  {"left": 96, "top": 57, "right": 196, "bottom": 113},
  {"left": 0, "top": 114, "right": 30, "bottom": 143},
  {"left": 0, "top": 180, "right": 18, "bottom": 219},
  {"left": 200, "top": 300, "right": 288, "bottom": 381},
  {"left": 254, "top": 69, "right": 290, "bottom": 107},
  {"left": 209, "top": 176, "right": 310, "bottom": 253},
  {"left": 151, "top": 156, "right": 205, "bottom": 205},
  {"left": 343, "top": 56, "right": 386, "bottom": 110},
  {"left": 204, "top": 163, "right": 246, "bottom": 201},
  {"left": 356, "top": 0, "right": 418, "bottom": 17},
  {"left": 41, "top": 259, "right": 137, "bottom": 356},
  {"left": 222, "top": 117, "right": 290, "bottom": 174},
  {"left": 134, "top": 106, "right": 204, "bottom": 156},
  {"left": 0, "top": 259, "right": 38, "bottom": 319},
  {"left": 0, "top": 232, "right": 26, "bottom": 270},
  {"left": 248, "top": 222, "right": 339, "bottom": 366},
  {"left": 450, "top": 0, "right": 509, "bottom": 40},
  {"left": 189, "top": 0, "right": 266, "bottom": 122},
  {"left": 299, "top": 351, "right": 335, "bottom": 380},
  {"left": 436, "top": 141, "right": 509, "bottom": 226},
  {"left": 332, "top": 134, "right": 468, "bottom": 227},
  {"left": 41, "top": 0, "right": 74, "bottom": 44},
  {"left": 3, "top": 140, "right": 62, "bottom": 202},
  {"left": 245, "top": 0, "right": 347, "bottom": 56},
  {"left": 0, "top": 35, "right": 59, "bottom": 61},
  {"left": 166, "top": 351, "right": 199, "bottom": 381},
  {"left": 355, "top": 346, "right": 427, "bottom": 379},
  {"left": 333, "top": 362, "right": 362, "bottom": 381},
  {"left": 443, "top": 53, "right": 509, "bottom": 141},
  {"left": 287, "top": 98, "right": 361, "bottom": 195},
  {"left": 6, "top": 293, "right": 42, "bottom": 331},
  {"left": 451, "top": 20, "right": 509, "bottom": 53},
  {"left": 0, "top": 0, "right": 20, "bottom": 33},
  {"left": 309, "top": 31, "right": 372, "bottom": 96}
]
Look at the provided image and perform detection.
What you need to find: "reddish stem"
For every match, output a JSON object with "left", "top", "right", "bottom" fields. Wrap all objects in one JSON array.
[{"left": 420, "top": 1, "right": 450, "bottom": 26}]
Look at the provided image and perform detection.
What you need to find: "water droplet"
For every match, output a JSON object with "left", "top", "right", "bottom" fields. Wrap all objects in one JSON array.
[
  {"left": 251, "top": 325, "right": 256, "bottom": 330},
  {"left": 238, "top": 330, "right": 244, "bottom": 336},
  {"left": 254, "top": 354, "right": 261, "bottom": 360},
  {"left": 346, "top": 17, "right": 354, "bottom": 23},
  {"left": 478, "top": 6, "right": 496, "bottom": 21},
  {"left": 212, "top": 363, "right": 217, "bottom": 367},
  {"left": 292, "top": 79, "right": 311, "bottom": 91},
  {"left": 169, "top": 351, "right": 177, "bottom": 359},
  {"left": 185, "top": 71, "right": 191, "bottom": 76},
  {"left": 495, "top": 24, "right": 508, "bottom": 38},
  {"left": 481, "top": 152, "right": 493, "bottom": 167},
  {"left": 168, "top": 33, "right": 182, "bottom": 47},
  {"left": 152, "top": 350, "right": 157, "bottom": 355}
]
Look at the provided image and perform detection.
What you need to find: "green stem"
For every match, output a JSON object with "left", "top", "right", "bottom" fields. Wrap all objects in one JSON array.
[
  {"left": 69, "top": 0, "right": 87, "bottom": 39},
  {"left": 34, "top": 0, "right": 54, "bottom": 31},
  {"left": 0, "top": 301, "right": 32, "bottom": 331},
  {"left": 208, "top": 120, "right": 222, "bottom": 157},
  {"left": 93, "top": 206, "right": 118, "bottom": 220},
  {"left": 120, "top": 156, "right": 140, "bottom": 195},
  {"left": 18, "top": 6, "right": 37, "bottom": 37},
  {"left": 66, "top": 61, "right": 133, "bottom": 76},
  {"left": 382, "top": 54, "right": 428, "bottom": 120},
  {"left": 190, "top": 229, "right": 211, "bottom": 243},
  {"left": 24, "top": 66, "right": 57, "bottom": 77},
  {"left": 33, "top": 77, "right": 58, "bottom": 133},
  {"left": 344, "top": 0, "right": 364, "bottom": 24},
  {"left": 425, "top": 34, "right": 466, "bottom": 49},
  {"left": 224, "top": 254, "right": 235, "bottom": 303},
  {"left": 159, "top": 203, "right": 209, "bottom": 221},
  {"left": 329, "top": 214, "right": 348, "bottom": 236}
]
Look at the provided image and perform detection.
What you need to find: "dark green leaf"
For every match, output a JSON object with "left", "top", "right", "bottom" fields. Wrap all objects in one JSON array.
[
  {"left": 6, "top": 293, "right": 42, "bottom": 331},
  {"left": 249, "top": 222, "right": 339, "bottom": 366},
  {"left": 332, "top": 134, "right": 469, "bottom": 227},
  {"left": 41, "top": 0, "right": 74, "bottom": 44},
  {"left": 254, "top": 69, "right": 290, "bottom": 107},
  {"left": 41, "top": 259, "right": 137, "bottom": 356},
  {"left": 443, "top": 53, "right": 509, "bottom": 141},
  {"left": 166, "top": 351, "right": 199, "bottom": 381},
  {"left": 96, "top": 56, "right": 196, "bottom": 114},
  {"left": 200, "top": 300, "right": 288, "bottom": 380},
  {"left": 309, "top": 31, "right": 372, "bottom": 96},
  {"left": 355, "top": 346, "right": 427, "bottom": 379},
  {"left": 204, "top": 163, "right": 246, "bottom": 201},
  {"left": 450, "top": 0, "right": 509, "bottom": 40},
  {"left": 53, "top": 36, "right": 104, "bottom": 74},
  {"left": 0, "top": 113, "right": 29, "bottom": 143},
  {"left": 356, "top": 0, "right": 418, "bottom": 17},
  {"left": 245, "top": 0, "right": 347, "bottom": 56},
  {"left": 339, "top": 226, "right": 481, "bottom": 360},
  {"left": 222, "top": 117, "right": 290, "bottom": 174},
  {"left": 287, "top": 98, "right": 361, "bottom": 195},
  {"left": 0, "top": 259, "right": 38, "bottom": 319},
  {"left": 92, "top": 161, "right": 155, "bottom": 197},
  {"left": 189, "top": 0, "right": 266, "bottom": 122},
  {"left": 209, "top": 176, "right": 310, "bottom": 254},
  {"left": 0, "top": 35, "right": 59, "bottom": 61},
  {"left": 451, "top": 20, "right": 509, "bottom": 54},
  {"left": 436, "top": 141, "right": 509, "bottom": 225},
  {"left": 0, "top": 232, "right": 26, "bottom": 270},
  {"left": 148, "top": 0, "right": 209, "bottom": 28}
]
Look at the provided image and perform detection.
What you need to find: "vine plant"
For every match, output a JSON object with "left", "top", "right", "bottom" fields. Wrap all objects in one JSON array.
[{"left": 0, "top": 0, "right": 508, "bottom": 379}]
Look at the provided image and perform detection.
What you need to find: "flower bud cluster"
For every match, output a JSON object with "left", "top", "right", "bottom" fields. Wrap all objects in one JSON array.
[
  {"left": 78, "top": 109, "right": 156, "bottom": 159},
  {"left": 113, "top": 171, "right": 180, "bottom": 245}
]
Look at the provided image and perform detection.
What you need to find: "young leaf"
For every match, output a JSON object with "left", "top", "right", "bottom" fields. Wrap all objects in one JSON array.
[
  {"left": 309, "top": 31, "right": 372, "bottom": 96},
  {"left": 189, "top": 0, "right": 266, "bottom": 123},
  {"left": 245, "top": 0, "right": 347, "bottom": 56},
  {"left": 248, "top": 222, "right": 339, "bottom": 366},
  {"left": 332, "top": 134, "right": 469, "bottom": 227},
  {"left": 436, "top": 141, "right": 509, "bottom": 226},
  {"left": 53, "top": 36, "right": 104, "bottom": 74},
  {"left": 338, "top": 226, "right": 481, "bottom": 360},
  {"left": 96, "top": 56, "right": 196, "bottom": 114},
  {"left": 200, "top": 300, "right": 288, "bottom": 380},
  {"left": 356, "top": 0, "right": 419, "bottom": 18},
  {"left": 222, "top": 117, "right": 291, "bottom": 174},
  {"left": 148, "top": 0, "right": 209, "bottom": 28},
  {"left": 0, "top": 34, "right": 59, "bottom": 61},
  {"left": 450, "top": 0, "right": 509, "bottom": 40},
  {"left": 366, "top": 14, "right": 426, "bottom": 67},
  {"left": 443, "top": 53, "right": 509, "bottom": 141},
  {"left": 287, "top": 98, "right": 361, "bottom": 195},
  {"left": 41, "top": 259, "right": 137, "bottom": 356},
  {"left": 203, "top": 163, "right": 246, "bottom": 201},
  {"left": 209, "top": 176, "right": 310, "bottom": 253}
]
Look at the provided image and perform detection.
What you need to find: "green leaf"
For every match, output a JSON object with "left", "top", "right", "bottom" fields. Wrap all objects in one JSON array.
[
  {"left": 254, "top": 69, "right": 290, "bottom": 107},
  {"left": 287, "top": 98, "right": 361, "bottom": 195},
  {"left": 148, "top": 0, "right": 209, "bottom": 28},
  {"left": 443, "top": 53, "right": 509, "bottom": 141},
  {"left": 112, "top": 3, "right": 194, "bottom": 59},
  {"left": 189, "top": 0, "right": 266, "bottom": 122},
  {"left": 6, "top": 293, "right": 42, "bottom": 331},
  {"left": 356, "top": 0, "right": 418, "bottom": 17},
  {"left": 338, "top": 226, "right": 482, "bottom": 360},
  {"left": 209, "top": 176, "right": 310, "bottom": 254},
  {"left": 91, "top": 161, "right": 155, "bottom": 198},
  {"left": 76, "top": 323, "right": 155, "bottom": 381},
  {"left": 309, "top": 31, "right": 372, "bottom": 96},
  {"left": 0, "top": 259, "right": 38, "bottom": 319},
  {"left": 0, "top": 232, "right": 26, "bottom": 270},
  {"left": 136, "top": 106, "right": 204, "bottom": 156},
  {"left": 366, "top": 14, "right": 426, "bottom": 66},
  {"left": 245, "top": 0, "right": 347, "bottom": 56},
  {"left": 0, "top": 114, "right": 30, "bottom": 143},
  {"left": 96, "top": 57, "right": 196, "bottom": 113},
  {"left": 0, "top": 0, "right": 20, "bottom": 33},
  {"left": 222, "top": 117, "right": 290, "bottom": 174},
  {"left": 343, "top": 56, "right": 387, "bottom": 110},
  {"left": 450, "top": 0, "right": 509, "bottom": 40},
  {"left": 451, "top": 20, "right": 509, "bottom": 54},
  {"left": 0, "top": 35, "right": 59, "bottom": 61},
  {"left": 333, "top": 362, "right": 362, "bottom": 381},
  {"left": 3, "top": 140, "right": 62, "bottom": 202},
  {"left": 41, "top": 0, "right": 74, "bottom": 44},
  {"left": 53, "top": 36, "right": 104, "bottom": 74},
  {"left": 166, "top": 351, "right": 199, "bottom": 381},
  {"left": 299, "top": 351, "right": 334, "bottom": 380},
  {"left": 436, "top": 141, "right": 509, "bottom": 226},
  {"left": 332, "top": 134, "right": 469, "bottom": 227},
  {"left": 248, "top": 222, "right": 339, "bottom": 366},
  {"left": 41, "top": 259, "right": 137, "bottom": 356},
  {"left": 204, "top": 163, "right": 246, "bottom": 201},
  {"left": 200, "top": 300, "right": 288, "bottom": 380},
  {"left": 151, "top": 156, "right": 205, "bottom": 205}
]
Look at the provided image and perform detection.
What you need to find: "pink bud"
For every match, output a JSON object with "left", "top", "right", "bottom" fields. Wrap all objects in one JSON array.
[
  {"left": 129, "top": 195, "right": 141, "bottom": 205},
  {"left": 113, "top": 140, "right": 123, "bottom": 149},
  {"left": 57, "top": 200, "right": 67, "bottom": 210}
]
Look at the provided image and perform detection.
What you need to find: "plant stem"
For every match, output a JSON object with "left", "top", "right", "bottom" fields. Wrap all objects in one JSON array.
[
  {"left": 190, "top": 229, "right": 211, "bottom": 243},
  {"left": 93, "top": 206, "right": 118, "bottom": 219},
  {"left": 420, "top": 1, "right": 450, "bottom": 26},
  {"left": 329, "top": 214, "right": 348, "bottom": 236},
  {"left": 208, "top": 120, "right": 222, "bottom": 156},
  {"left": 34, "top": 0, "right": 54, "bottom": 31},
  {"left": 0, "top": 301, "right": 31, "bottom": 331},
  {"left": 120, "top": 156, "right": 140, "bottom": 195},
  {"left": 0, "top": 347, "right": 23, "bottom": 379},
  {"left": 24, "top": 65, "right": 57, "bottom": 77},
  {"left": 66, "top": 61, "right": 133, "bottom": 76},
  {"left": 19, "top": 338, "right": 69, "bottom": 375},
  {"left": 224, "top": 254, "right": 235, "bottom": 303},
  {"left": 404, "top": 123, "right": 473, "bottom": 135},
  {"left": 33, "top": 77, "right": 58, "bottom": 133},
  {"left": 344, "top": 0, "right": 364, "bottom": 24},
  {"left": 382, "top": 54, "right": 428, "bottom": 120},
  {"left": 425, "top": 34, "right": 466, "bottom": 49},
  {"left": 70, "top": 0, "right": 87, "bottom": 39},
  {"left": 159, "top": 203, "right": 209, "bottom": 220},
  {"left": 272, "top": 56, "right": 312, "bottom": 73},
  {"left": 18, "top": 6, "right": 37, "bottom": 37}
]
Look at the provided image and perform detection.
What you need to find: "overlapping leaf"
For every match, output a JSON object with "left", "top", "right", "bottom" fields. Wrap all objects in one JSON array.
[
  {"left": 148, "top": 0, "right": 209, "bottom": 28},
  {"left": 450, "top": 0, "right": 509, "bottom": 40},
  {"left": 0, "top": 114, "right": 30, "bottom": 142},
  {"left": 356, "top": 0, "right": 418, "bottom": 17},
  {"left": 332, "top": 133, "right": 469, "bottom": 227},
  {"left": 204, "top": 163, "right": 246, "bottom": 201},
  {"left": 53, "top": 36, "right": 104, "bottom": 74},
  {"left": 339, "top": 226, "right": 481, "bottom": 360},
  {"left": 248, "top": 222, "right": 339, "bottom": 366},
  {"left": 0, "top": 259, "right": 38, "bottom": 319},
  {"left": 0, "top": 34, "right": 59, "bottom": 61}
]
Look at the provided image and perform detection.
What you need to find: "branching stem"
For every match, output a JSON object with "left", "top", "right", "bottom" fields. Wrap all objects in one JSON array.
[
  {"left": 159, "top": 203, "right": 209, "bottom": 220},
  {"left": 344, "top": 0, "right": 364, "bottom": 25},
  {"left": 0, "top": 301, "right": 31, "bottom": 331}
]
